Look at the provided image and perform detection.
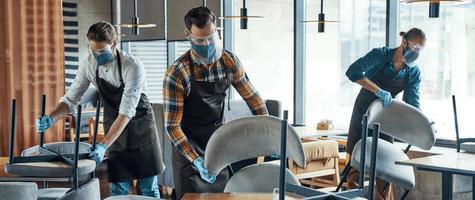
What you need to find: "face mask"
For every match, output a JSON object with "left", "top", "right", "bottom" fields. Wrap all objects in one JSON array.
[
  {"left": 403, "top": 41, "right": 422, "bottom": 68},
  {"left": 191, "top": 42, "right": 216, "bottom": 59},
  {"left": 93, "top": 46, "right": 114, "bottom": 66}
]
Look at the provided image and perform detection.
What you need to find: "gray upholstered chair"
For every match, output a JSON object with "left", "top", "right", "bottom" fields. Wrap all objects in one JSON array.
[
  {"left": 204, "top": 115, "right": 306, "bottom": 193},
  {"left": 58, "top": 178, "right": 101, "bottom": 200},
  {"left": 223, "top": 99, "right": 282, "bottom": 122},
  {"left": 350, "top": 100, "right": 436, "bottom": 199},
  {"left": 5, "top": 142, "right": 95, "bottom": 178},
  {"left": 0, "top": 178, "right": 100, "bottom": 200},
  {"left": 0, "top": 182, "right": 38, "bottom": 200},
  {"left": 5, "top": 142, "right": 96, "bottom": 200}
]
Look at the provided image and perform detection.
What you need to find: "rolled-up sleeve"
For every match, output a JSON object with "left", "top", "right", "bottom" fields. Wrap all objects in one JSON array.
[
  {"left": 345, "top": 48, "right": 385, "bottom": 82},
  {"left": 119, "top": 58, "right": 145, "bottom": 118},
  {"left": 403, "top": 66, "right": 421, "bottom": 108},
  {"left": 60, "top": 62, "right": 91, "bottom": 113}
]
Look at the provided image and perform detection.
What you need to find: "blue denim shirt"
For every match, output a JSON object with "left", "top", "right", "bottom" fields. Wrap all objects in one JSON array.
[{"left": 345, "top": 47, "right": 421, "bottom": 108}]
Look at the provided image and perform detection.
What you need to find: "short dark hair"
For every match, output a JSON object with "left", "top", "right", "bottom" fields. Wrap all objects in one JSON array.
[
  {"left": 184, "top": 6, "right": 216, "bottom": 30},
  {"left": 87, "top": 21, "right": 117, "bottom": 44},
  {"left": 400, "top": 28, "right": 426, "bottom": 41}
]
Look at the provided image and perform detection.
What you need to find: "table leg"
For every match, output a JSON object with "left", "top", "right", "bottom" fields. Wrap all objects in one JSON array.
[
  {"left": 472, "top": 175, "right": 475, "bottom": 200},
  {"left": 442, "top": 172, "right": 453, "bottom": 200}
]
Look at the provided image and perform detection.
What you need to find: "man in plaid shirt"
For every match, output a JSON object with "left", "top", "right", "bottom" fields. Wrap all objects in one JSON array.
[{"left": 162, "top": 6, "right": 268, "bottom": 199}]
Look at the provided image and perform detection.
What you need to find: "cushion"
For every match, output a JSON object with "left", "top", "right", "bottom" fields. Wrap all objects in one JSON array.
[
  {"left": 59, "top": 178, "right": 100, "bottom": 200},
  {"left": 5, "top": 159, "right": 96, "bottom": 177},
  {"left": 204, "top": 116, "right": 306, "bottom": 175},
  {"left": 224, "top": 162, "right": 300, "bottom": 193},
  {"left": 351, "top": 138, "right": 415, "bottom": 190},
  {"left": 366, "top": 100, "right": 435, "bottom": 150},
  {"left": 289, "top": 159, "right": 336, "bottom": 175},
  {"left": 303, "top": 140, "right": 339, "bottom": 163},
  {"left": 0, "top": 182, "right": 38, "bottom": 200},
  {"left": 38, "top": 188, "right": 69, "bottom": 200}
]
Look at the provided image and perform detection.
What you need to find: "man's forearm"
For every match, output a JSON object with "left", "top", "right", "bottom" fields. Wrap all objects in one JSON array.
[
  {"left": 101, "top": 114, "right": 130, "bottom": 148},
  {"left": 50, "top": 102, "right": 71, "bottom": 122},
  {"left": 356, "top": 78, "right": 380, "bottom": 94}
]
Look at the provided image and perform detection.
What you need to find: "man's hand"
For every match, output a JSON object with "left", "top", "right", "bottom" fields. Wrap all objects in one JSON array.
[
  {"left": 36, "top": 115, "right": 53, "bottom": 132},
  {"left": 89, "top": 144, "right": 107, "bottom": 166},
  {"left": 375, "top": 89, "right": 393, "bottom": 108},
  {"left": 193, "top": 157, "right": 216, "bottom": 183}
]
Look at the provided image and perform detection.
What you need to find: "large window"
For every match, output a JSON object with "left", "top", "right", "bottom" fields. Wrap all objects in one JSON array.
[
  {"left": 233, "top": 0, "right": 294, "bottom": 121},
  {"left": 399, "top": 2, "right": 475, "bottom": 139},
  {"left": 122, "top": 40, "right": 168, "bottom": 103},
  {"left": 304, "top": 0, "right": 386, "bottom": 127}
]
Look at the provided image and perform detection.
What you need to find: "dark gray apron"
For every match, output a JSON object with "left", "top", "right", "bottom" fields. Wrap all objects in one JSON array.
[
  {"left": 96, "top": 50, "right": 164, "bottom": 182},
  {"left": 346, "top": 63, "right": 408, "bottom": 154},
  {"left": 172, "top": 52, "right": 230, "bottom": 199}
]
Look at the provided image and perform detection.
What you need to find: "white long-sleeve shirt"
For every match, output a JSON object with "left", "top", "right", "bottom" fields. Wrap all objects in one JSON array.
[{"left": 61, "top": 50, "right": 147, "bottom": 118}]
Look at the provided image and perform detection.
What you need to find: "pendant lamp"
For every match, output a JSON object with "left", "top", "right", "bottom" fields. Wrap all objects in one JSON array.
[
  {"left": 119, "top": 0, "right": 157, "bottom": 35},
  {"left": 220, "top": 0, "right": 264, "bottom": 29},
  {"left": 301, "top": 0, "right": 338, "bottom": 33}
]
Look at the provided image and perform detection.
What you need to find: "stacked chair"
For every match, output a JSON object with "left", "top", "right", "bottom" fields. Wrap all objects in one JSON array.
[
  {"left": 336, "top": 100, "right": 436, "bottom": 200},
  {"left": 2, "top": 95, "right": 101, "bottom": 200}
]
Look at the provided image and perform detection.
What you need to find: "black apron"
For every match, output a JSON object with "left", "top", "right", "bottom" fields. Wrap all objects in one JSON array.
[
  {"left": 96, "top": 50, "right": 165, "bottom": 182},
  {"left": 346, "top": 63, "right": 408, "bottom": 154},
  {"left": 172, "top": 52, "right": 230, "bottom": 199}
]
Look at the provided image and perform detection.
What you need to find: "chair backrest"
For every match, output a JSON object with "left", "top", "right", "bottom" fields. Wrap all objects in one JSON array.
[
  {"left": 224, "top": 163, "right": 300, "bottom": 193},
  {"left": 204, "top": 115, "right": 306, "bottom": 175},
  {"left": 59, "top": 178, "right": 100, "bottom": 200},
  {"left": 0, "top": 182, "right": 38, "bottom": 200},
  {"left": 223, "top": 99, "right": 282, "bottom": 122},
  {"left": 21, "top": 142, "right": 92, "bottom": 156},
  {"left": 366, "top": 100, "right": 435, "bottom": 150}
]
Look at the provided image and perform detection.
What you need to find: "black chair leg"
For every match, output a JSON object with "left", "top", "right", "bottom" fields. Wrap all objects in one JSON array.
[
  {"left": 400, "top": 189, "right": 410, "bottom": 200},
  {"left": 335, "top": 162, "right": 351, "bottom": 192}
]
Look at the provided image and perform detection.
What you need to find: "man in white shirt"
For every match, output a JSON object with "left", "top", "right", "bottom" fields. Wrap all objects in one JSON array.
[{"left": 35, "top": 21, "right": 164, "bottom": 197}]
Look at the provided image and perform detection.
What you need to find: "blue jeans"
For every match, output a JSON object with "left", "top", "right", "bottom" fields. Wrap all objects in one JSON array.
[{"left": 111, "top": 176, "right": 160, "bottom": 197}]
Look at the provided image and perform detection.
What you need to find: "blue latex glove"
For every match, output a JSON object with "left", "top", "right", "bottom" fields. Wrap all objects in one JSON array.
[
  {"left": 193, "top": 157, "right": 216, "bottom": 183},
  {"left": 89, "top": 144, "right": 107, "bottom": 166},
  {"left": 35, "top": 115, "right": 53, "bottom": 132},
  {"left": 375, "top": 89, "right": 393, "bottom": 108}
]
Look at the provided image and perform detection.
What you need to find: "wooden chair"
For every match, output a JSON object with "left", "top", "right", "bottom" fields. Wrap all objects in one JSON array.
[
  {"left": 88, "top": 115, "right": 105, "bottom": 144},
  {"left": 261, "top": 138, "right": 341, "bottom": 189}
]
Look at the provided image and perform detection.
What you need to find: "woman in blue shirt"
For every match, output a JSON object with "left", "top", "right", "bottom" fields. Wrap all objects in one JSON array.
[{"left": 345, "top": 28, "right": 426, "bottom": 199}]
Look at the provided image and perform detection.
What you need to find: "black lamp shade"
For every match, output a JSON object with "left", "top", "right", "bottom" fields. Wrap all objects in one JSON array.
[
  {"left": 318, "top": 13, "right": 325, "bottom": 33},
  {"left": 429, "top": 2, "right": 440, "bottom": 18},
  {"left": 241, "top": 8, "right": 248, "bottom": 29},
  {"left": 132, "top": 17, "right": 140, "bottom": 35}
]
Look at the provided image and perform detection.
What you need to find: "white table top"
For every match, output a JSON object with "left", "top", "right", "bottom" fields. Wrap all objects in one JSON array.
[
  {"left": 396, "top": 152, "right": 475, "bottom": 175},
  {"left": 291, "top": 126, "right": 348, "bottom": 138}
]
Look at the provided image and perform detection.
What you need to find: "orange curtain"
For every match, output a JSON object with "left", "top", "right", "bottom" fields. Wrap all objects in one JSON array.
[{"left": 0, "top": 0, "right": 65, "bottom": 156}]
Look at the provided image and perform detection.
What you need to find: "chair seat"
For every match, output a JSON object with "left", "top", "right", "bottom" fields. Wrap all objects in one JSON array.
[
  {"left": 105, "top": 195, "right": 165, "bottom": 200},
  {"left": 21, "top": 142, "right": 92, "bottom": 156},
  {"left": 5, "top": 159, "right": 96, "bottom": 177},
  {"left": 38, "top": 188, "right": 69, "bottom": 200},
  {"left": 224, "top": 162, "right": 300, "bottom": 193},
  {"left": 460, "top": 142, "right": 475, "bottom": 153},
  {"left": 351, "top": 138, "right": 415, "bottom": 190}
]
